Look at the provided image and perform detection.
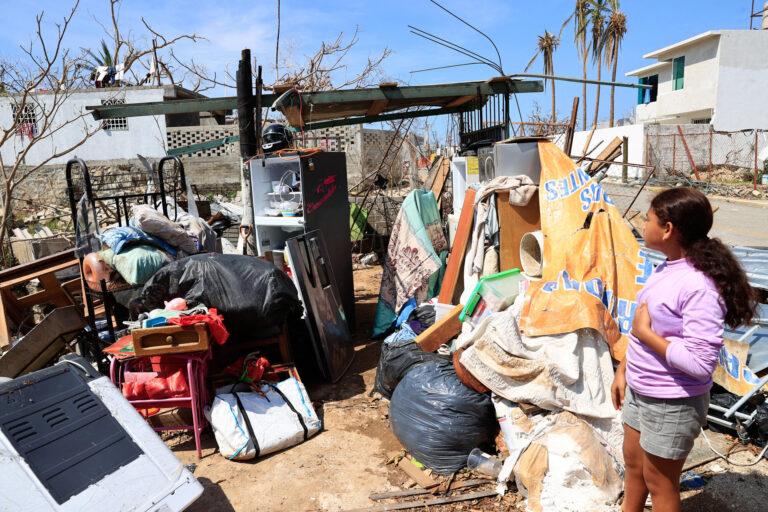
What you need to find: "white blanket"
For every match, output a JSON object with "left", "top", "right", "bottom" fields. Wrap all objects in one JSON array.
[{"left": 458, "top": 302, "right": 617, "bottom": 420}]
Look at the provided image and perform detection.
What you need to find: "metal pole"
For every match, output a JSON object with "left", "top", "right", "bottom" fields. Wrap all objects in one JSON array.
[
  {"left": 724, "top": 373, "right": 768, "bottom": 419},
  {"left": 672, "top": 134, "right": 677, "bottom": 175},
  {"left": 621, "top": 136, "right": 629, "bottom": 183},
  {"left": 754, "top": 129, "right": 759, "bottom": 190},
  {"left": 236, "top": 49, "right": 257, "bottom": 159}
]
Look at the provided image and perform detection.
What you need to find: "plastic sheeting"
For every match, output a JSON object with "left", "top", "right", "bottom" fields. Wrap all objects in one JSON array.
[
  {"left": 389, "top": 360, "right": 496, "bottom": 475},
  {"left": 519, "top": 141, "right": 648, "bottom": 360},
  {"left": 136, "top": 254, "right": 302, "bottom": 341},
  {"left": 373, "top": 325, "right": 448, "bottom": 399}
]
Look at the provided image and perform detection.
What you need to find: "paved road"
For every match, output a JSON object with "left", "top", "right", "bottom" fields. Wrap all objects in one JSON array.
[{"left": 603, "top": 181, "right": 768, "bottom": 248}]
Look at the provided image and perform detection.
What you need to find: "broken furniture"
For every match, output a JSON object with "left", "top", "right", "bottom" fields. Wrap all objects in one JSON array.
[
  {"left": 65, "top": 156, "right": 187, "bottom": 357},
  {"left": 0, "top": 251, "right": 81, "bottom": 348},
  {"left": 110, "top": 349, "right": 211, "bottom": 459},
  {"left": 10, "top": 227, "right": 70, "bottom": 266},
  {"left": 286, "top": 231, "right": 354, "bottom": 383},
  {"left": 132, "top": 323, "right": 210, "bottom": 357},
  {"left": 249, "top": 152, "right": 355, "bottom": 330},
  {"left": 0, "top": 354, "right": 203, "bottom": 511},
  {"left": 0, "top": 306, "right": 85, "bottom": 379},
  {"left": 497, "top": 190, "right": 541, "bottom": 272}
]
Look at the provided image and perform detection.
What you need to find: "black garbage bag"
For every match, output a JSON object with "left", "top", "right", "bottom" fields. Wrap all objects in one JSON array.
[
  {"left": 374, "top": 325, "right": 448, "bottom": 399},
  {"left": 136, "top": 254, "right": 302, "bottom": 341},
  {"left": 389, "top": 360, "right": 496, "bottom": 474}
]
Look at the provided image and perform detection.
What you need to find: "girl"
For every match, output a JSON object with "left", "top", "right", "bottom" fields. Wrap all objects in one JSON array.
[{"left": 611, "top": 187, "right": 757, "bottom": 512}]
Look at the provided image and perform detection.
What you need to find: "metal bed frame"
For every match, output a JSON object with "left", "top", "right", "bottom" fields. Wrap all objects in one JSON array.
[{"left": 65, "top": 156, "right": 187, "bottom": 371}]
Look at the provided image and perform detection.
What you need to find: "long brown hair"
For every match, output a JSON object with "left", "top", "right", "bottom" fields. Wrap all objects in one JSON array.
[{"left": 650, "top": 187, "right": 757, "bottom": 328}]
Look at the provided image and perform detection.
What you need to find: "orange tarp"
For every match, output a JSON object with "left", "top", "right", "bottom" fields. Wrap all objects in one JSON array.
[{"left": 519, "top": 141, "right": 652, "bottom": 360}]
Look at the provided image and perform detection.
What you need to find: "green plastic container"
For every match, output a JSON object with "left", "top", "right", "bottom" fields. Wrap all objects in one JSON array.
[{"left": 459, "top": 268, "right": 523, "bottom": 326}]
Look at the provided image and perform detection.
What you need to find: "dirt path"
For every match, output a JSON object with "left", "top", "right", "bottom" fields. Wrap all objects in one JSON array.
[
  {"left": 171, "top": 267, "right": 405, "bottom": 512},
  {"left": 165, "top": 265, "right": 768, "bottom": 512}
]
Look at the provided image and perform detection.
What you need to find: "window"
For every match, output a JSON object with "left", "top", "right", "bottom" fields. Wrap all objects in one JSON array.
[
  {"left": 101, "top": 98, "right": 128, "bottom": 131},
  {"left": 692, "top": 118, "right": 711, "bottom": 125},
  {"left": 637, "top": 74, "right": 659, "bottom": 105},
  {"left": 673, "top": 56, "right": 685, "bottom": 90},
  {"left": 12, "top": 104, "right": 38, "bottom": 138}
]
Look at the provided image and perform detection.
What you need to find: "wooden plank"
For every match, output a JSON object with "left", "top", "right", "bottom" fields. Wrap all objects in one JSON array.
[
  {"left": 0, "top": 306, "right": 85, "bottom": 378},
  {"left": 366, "top": 99, "right": 390, "bottom": 117},
  {"left": 437, "top": 188, "right": 476, "bottom": 304},
  {"left": 0, "top": 249, "right": 76, "bottom": 282},
  {"left": 369, "top": 480, "right": 488, "bottom": 501},
  {"left": 580, "top": 126, "right": 596, "bottom": 157},
  {"left": 563, "top": 96, "right": 579, "bottom": 156},
  {"left": 423, "top": 156, "right": 444, "bottom": 191},
  {"left": 497, "top": 190, "right": 541, "bottom": 271},
  {"left": 415, "top": 304, "right": 463, "bottom": 353},
  {"left": 677, "top": 125, "right": 701, "bottom": 180},
  {"left": 588, "top": 137, "right": 623, "bottom": 173},
  {"left": 397, "top": 458, "right": 438, "bottom": 489},
  {"left": 430, "top": 158, "right": 451, "bottom": 209},
  {"left": 443, "top": 95, "right": 476, "bottom": 109},
  {"left": 344, "top": 490, "right": 498, "bottom": 512}
]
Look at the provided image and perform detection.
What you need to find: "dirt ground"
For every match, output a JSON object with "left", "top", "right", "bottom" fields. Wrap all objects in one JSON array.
[{"left": 166, "top": 266, "right": 768, "bottom": 512}]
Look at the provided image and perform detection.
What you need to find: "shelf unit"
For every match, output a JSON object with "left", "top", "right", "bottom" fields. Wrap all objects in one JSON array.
[{"left": 250, "top": 152, "right": 354, "bottom": 329}]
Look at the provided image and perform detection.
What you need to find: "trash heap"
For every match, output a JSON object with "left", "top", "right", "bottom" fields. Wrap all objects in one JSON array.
[{"left": 373, "top": 140, "right": 655, "bottom": 512}]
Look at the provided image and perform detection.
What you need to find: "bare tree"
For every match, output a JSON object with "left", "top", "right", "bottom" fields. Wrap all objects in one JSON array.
[
  {"left": 0, "top": 1, "right": 107, "bottom": 256},
  {"left": 83, "top": 0, "right": 205, "bottom": 88},
  {"left": 274, "top": 27, "right": 391, "bottom": 91}
]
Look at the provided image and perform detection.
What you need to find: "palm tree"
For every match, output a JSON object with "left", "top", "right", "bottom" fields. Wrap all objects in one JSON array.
[
  {"left": 82, "top": 40, "right": 115, "bottom": 73},
  {"left": 526, "top": 31, "right": 560, "bottom": 123},
  {"left": 589, "top": 0, "right": 608, "bottom": 129},
  {"left": 603, "top": 2, "right": 627, "bottom": 127},
  {"left": 573, "top": 0, "right": 591, "bottom": 130}
]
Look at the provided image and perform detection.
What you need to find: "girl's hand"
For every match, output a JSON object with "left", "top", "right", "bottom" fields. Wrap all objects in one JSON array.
[
  {"left": 632, "top": 302, "right": 653, "bottom": 341},
  {"left": 611, "top": 362, "right": 627, "bottom": 410}
]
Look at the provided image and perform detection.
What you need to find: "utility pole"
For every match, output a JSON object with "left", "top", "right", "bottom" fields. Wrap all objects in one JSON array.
[{"left": 237, "top": 49, "right": 258, "bottom": 255}]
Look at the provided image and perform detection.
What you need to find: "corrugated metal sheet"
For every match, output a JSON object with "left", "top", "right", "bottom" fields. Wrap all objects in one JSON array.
[
  {"left": 642, "top": 245, "right": 768, "bottom": 293},
  {"left": 641, "top": 245, "right": 768, "bottom": 372}
]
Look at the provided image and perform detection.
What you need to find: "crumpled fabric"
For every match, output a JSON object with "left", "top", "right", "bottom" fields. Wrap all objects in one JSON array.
[
  {"left": 461, "top": 176, "right": 537, "bottom": 305},
  {"left": 99, "top": 226, "right": 177, "bottom": 256},
  {"left": 167, "top": 307, "right": 229, "bottom": 345},
  {"left": 132, "top": 204, "right": 197, "bottom": 254},
  {"left": 122, "top": 369, "right": 189, "bottom": 400},
  {"left": 458, "top": 297, "right": 617, "bottom": 419}
]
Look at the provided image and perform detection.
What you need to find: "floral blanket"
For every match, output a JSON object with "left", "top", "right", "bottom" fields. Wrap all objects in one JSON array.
[{"left": 373, "top": 189, "right": 447, "bottom": 336}]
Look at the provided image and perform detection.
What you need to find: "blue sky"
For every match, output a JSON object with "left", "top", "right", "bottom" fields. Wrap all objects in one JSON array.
[{"left": 0, "top": 0, "right": 756, "bottom": 134}]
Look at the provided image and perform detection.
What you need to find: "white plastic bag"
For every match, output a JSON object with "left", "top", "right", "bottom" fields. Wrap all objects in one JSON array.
[{"left": 205, "top": 377, "right": 321, "bottom": 460}]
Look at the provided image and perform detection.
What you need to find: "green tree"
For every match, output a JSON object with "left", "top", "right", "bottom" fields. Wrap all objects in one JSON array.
[{"left": 526, "top": 31, "right": 560, "bottom": 122}]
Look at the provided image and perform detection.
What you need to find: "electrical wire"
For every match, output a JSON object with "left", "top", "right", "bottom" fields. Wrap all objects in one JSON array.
[{"left": 700, "top": 428, "right": 768, "bottom": 467}]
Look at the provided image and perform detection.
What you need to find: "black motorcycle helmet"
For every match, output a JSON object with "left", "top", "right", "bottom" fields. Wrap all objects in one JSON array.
[{"left": 262, "top": 123, "right": 294, "bottom": 153}]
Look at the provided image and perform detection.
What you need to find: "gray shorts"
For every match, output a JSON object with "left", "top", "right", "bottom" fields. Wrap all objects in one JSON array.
[{"left": 622, "top": 386, "right": 709, "bottom": 460}]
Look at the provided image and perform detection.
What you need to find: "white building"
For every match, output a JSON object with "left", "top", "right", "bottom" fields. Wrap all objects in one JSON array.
[
  {"left": 626, "top": 30, "right": 768, "bottom": 131},
  {"left": 0, "top": 85, "right": 216, "bottom": 166}
]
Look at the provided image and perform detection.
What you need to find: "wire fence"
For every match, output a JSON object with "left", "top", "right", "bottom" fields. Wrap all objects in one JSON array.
[{"left": 646, "top": 127, "right": 768, "bottom": 188}]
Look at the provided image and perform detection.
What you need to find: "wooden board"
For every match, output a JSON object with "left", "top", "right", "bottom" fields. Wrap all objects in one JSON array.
[
  {"left": 397, "top": 458, "right": 438, "bottom": 489},
  {"left": 588, "top": 137, "right": 623, "bottom": 173},
  {"left": 0, "top": 306, "right": 85, "bottom": 378},
  {"left": 497, "top": 190, "right": 541, "bottom": 272},
  {"left": 415, "top": 304, "right": 463, "bottom": 353},
  {"left": 437, "top": 188, "right": 476, "bottom": 304},
  {"left": 430, "top": 158, "right": 451, "bottom": 209},
  {"left": 0, "top": 258, "right": 80, "bottom": 347}
]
